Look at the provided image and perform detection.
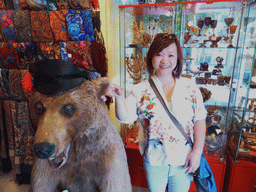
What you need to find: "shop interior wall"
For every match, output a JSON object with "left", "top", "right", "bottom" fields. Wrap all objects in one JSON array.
[{"left": 99, "top": 0, "right": 121, "bottom": 133}]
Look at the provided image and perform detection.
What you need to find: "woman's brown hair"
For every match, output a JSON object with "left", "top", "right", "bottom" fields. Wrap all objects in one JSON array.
[{"left": 146, "top": 33, "right": 183, "bottom": 78}]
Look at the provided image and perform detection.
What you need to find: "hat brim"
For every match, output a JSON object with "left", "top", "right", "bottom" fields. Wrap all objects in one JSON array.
[{"left": 35, "top": 77, "right": 84, "bottom": 95}]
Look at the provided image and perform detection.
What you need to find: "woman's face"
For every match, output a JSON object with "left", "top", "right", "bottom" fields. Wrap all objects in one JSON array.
[{"left": 152, "top": 43, "right": 178, "bottom": 77}]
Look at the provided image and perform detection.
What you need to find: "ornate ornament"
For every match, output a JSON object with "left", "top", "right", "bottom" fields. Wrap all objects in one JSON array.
[{"left": 126, "top": 53, "right": 146, "bottom": 83}]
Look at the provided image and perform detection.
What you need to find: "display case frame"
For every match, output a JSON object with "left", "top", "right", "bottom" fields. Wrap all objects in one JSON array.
[{"left": 223, "top": 1, "right": 256, "bottom": 191}]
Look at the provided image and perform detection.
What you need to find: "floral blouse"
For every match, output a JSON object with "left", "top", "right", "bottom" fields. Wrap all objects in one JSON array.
[{"left": 121, "top": 75, "right": 207, "bottom": 166}]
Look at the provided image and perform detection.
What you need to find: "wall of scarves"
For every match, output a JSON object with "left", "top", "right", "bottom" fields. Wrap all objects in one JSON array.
[{"left": 0, "top": 0, "right": 108, "bottom": 184}]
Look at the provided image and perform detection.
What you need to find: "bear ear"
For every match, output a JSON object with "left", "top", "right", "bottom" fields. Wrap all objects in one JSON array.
[{"left": 93, "top": 77, "right": 111, "bottom": 99}]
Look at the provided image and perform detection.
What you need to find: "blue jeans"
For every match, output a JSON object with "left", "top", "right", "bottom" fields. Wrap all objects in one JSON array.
[{"left": 144, "top": 161, "right": 193, "bottom": 192}]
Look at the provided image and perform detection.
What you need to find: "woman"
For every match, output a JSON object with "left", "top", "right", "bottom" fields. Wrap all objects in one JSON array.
[{"left": 108, "top": 33, "right": 207, "bottom": 192}]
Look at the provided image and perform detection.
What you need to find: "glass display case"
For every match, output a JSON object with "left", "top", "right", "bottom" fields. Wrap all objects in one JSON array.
[
  {"left": 179, "top": 0, "right": 252, "bottom": 163},
  {"left": 226, "top": 1, "right": 256, "bottom": 164},
  {"left": 224, "top": 3, "right": 256, "bottom": 190},
  {"left": 119, "top": 1, "right": 255, "bottom": 190}
]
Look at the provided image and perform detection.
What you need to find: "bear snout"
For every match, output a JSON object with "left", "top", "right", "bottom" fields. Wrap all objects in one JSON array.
[{"left": 34, "top": 142, "right": 56, "bottom": 159}]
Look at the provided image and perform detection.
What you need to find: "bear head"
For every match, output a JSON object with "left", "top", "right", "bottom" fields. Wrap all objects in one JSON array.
[{"left": 24, "top": 59, "right": 111, "bottom": 169}]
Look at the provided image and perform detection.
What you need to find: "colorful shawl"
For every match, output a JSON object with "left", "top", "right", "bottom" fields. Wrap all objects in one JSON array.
[
  {"left": 0, "top": 10, "right": 16, "bottom": 42},
  {"left": 66, "top": 9, "right": 94, "bottom": 41},
  {"left": 66, "top": 40, "right": 94, "bottom": 70},
  {"left": 30, "top": 10, "right": 54, "bottom": 42},
  {"left": 59, "top": 41, "right": 69, "bottom": 61},
  {"left": 49, "top": 10, "right": 69, "bottom": 42},
  {"left": 13, "top": 10, "right": 32, "bottom": 42},
  {"left": 0, "top": 42, "right": 19, "bottom": 69},
  {"left": 8, "top": 69, "right": 26, "bottom": 101},
  {"left": 17, "top": 42, "right": 37, "bottom": 69}
]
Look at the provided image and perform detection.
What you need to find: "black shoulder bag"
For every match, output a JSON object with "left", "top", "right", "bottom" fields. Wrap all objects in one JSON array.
[{"left": 148, "top": 78, "right": 217, "bottom": 192}]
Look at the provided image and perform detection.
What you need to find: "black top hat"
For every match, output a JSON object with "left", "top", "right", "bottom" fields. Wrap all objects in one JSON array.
[{"left": 29, "top": 59, "right": 91, "bottom": 95}]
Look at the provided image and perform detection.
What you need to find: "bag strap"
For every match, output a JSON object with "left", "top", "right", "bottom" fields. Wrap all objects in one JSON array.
[{"left": 148, "top": 78, "right": 193, "bottom": 145}]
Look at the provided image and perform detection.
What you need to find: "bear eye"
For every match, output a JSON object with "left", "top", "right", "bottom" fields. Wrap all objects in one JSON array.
[
  {"left": 36, "top": 103, "right": 45, "bottom": 115},
  {"left": 62, "top": 104, "right": 76, "bottom": 117}
]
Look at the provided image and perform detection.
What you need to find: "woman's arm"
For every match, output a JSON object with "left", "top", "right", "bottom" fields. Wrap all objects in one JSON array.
[
  {"left": 107, "top": 84, "right": 129, "bottom": 122},
  {"left": 184, "top": 119, "right": 206, "bottom": 174}
]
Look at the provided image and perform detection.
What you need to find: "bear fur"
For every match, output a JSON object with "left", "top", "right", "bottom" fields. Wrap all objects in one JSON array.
[{"left": 29, "top": 77, "right": 132, "bottom": 192}]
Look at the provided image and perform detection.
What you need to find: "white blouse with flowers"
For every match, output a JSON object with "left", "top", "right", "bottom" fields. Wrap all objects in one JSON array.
[{"left": 120, "top": 75, "right": 207, "bottom": 166}]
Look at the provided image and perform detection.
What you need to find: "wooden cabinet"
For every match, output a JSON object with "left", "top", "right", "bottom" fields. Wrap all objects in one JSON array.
[{"left": 223, "top": 152, "right": 256, "bottom": 192}]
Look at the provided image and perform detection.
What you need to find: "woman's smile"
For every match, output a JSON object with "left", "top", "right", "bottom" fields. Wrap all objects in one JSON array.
[{"left": 159, "top": 65, "right": 171, "bottom": 70}]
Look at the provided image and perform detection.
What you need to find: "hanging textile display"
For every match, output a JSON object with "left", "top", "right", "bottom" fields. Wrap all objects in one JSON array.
[
  {"left": 0, "top": 100, "right": 8, "bottom": 160},
  {"left": 0, "top": 69, "right": 9, "bottom": 99},
  {"left": 90, "top": 41, "right": 107, "bottom": 77},
  {"left": 0, "top": 23, "right": 7, "bottom": 42},
  {"left": 20, "top": 69, "right": 33, "bottom": 99},
  {"left": 16, "top": 101, "right": 35, "bottom": 167},
  {"left": 3, "top": 100, "right": 15, "bottom": 169},
  {"left": 91, "top": 0, "right": 98, "bottom": 10},
  {"left": 55, "top": 0, "right": 69, "bottom": 9},
  {"left": 3, "top": 0, "right": 13, "bottom": 11},
  {"left": 30, "top": 10, "right": 54, "bottom": 42},
  {"left": 59, "top": 41, "right": 69, "bottom": 61},
  {"left": 0, "top": 0, "right": 107, "bottom": 181},
  {"left": 66, "top": 40, "right": 94, "bottom": 70},
  {"left": 49, "top": 9, "right": 69, "bottom": 42},
  {"left": 0, "top": 42, "right": 19, "bottom": 69},
  {"left": 92, "top": 11, "right": 104, "bottom": 45},
  {"left": 36, "top": 42, "right": 56, "bottom": 60},
  {"left": 53, "top": 42, "right": 61, "bottom": 59},
  {"left": 1, "top": 68, "right": 12, "bottom": 100},
  {"left": 81, "top": 10, "right": 94, "bottom": 41},
  {"left": 0, "top": 99, "right": 12, "bottom": 173},
  {"left": 67, "top": 0, "right": 90, "bottom": 9},
  {"left": 13, "top": 10, "right": 32, "bottom": 42},
  {"left": 0, "top": 10, "right": 16, "bottom": 42},
  {"left": 8, "top": 69, "right": 25, "bottom": 101},
  {"left": 17, "top": 42, "right": 37, "bottom": 69},
  {"left": 0, "top": 0, "right": 6, "bottom": 9},
  {"left": 66, "top": 9, "right": 94, "bottom": 41}
]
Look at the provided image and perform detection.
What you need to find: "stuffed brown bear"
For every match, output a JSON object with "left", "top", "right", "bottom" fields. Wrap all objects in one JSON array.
[{"left": 25, "top": 59, "right": 132, "bottom": 192}]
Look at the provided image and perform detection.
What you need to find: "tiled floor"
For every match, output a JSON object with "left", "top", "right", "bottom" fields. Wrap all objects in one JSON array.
[
  {"left": 0, "top": 171, "right": 148, "bottom": 192},
  {"left": 0, "top": 172, "right": 30, "bottom": 192},
  {"left": 132, "top": 186, "right": 149, "bottom": 192}
]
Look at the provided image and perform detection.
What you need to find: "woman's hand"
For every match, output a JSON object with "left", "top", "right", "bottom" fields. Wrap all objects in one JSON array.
[
  {"left": 105, "top": 84, "right": 129, "bottom": 122},
  {"left": 185, "top": 119, "right": 206, "bottom": 174},
  {"left": 101, "top": 84, "right": 124, "bottom": 102},
  {"left": 107, "top": 84, "right": 125, "bottom": 99},
  {"left": 184, "top": 150, "right": 202, "bottom": 174}
]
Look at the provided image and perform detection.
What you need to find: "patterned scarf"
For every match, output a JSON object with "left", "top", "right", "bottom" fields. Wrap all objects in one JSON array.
[
  {"left": 17, "top": 42, "right": 37, "bottom": 69},
  {"left": 30, "top": 10, "right": 54, "bottom": 42},
  {"left": 49, "top": 10, "right": 69, "bottom": 42},
  {"left": 0, "top": 10, "right": 16, "bottom": 42},
  {"left": 0, "top": 42, "right": 19, "bottom": 69},
  {"left": 66, "top": 9, "right": 94, "bottom": 41},
  {"left": 13, "top": 10, "right": 32, "bottom": 42}
]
